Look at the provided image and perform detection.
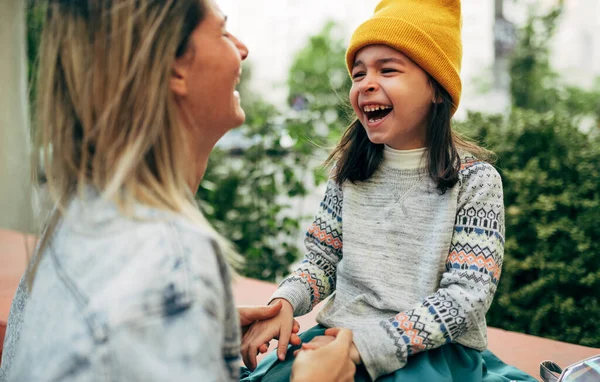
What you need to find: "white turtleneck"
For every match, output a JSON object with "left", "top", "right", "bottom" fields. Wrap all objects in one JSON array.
[{"left": 382, "top": 145, "right": 427, "bottom": 170}]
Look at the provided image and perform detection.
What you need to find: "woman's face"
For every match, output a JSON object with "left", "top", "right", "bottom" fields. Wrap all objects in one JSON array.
[{"left": 171, "top": 0, "right": 248, "bottom": 143}]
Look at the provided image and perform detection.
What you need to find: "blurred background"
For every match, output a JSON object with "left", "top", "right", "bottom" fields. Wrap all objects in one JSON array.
[{"left": 2, "top": 0, "right": 599, "bottom": 349}]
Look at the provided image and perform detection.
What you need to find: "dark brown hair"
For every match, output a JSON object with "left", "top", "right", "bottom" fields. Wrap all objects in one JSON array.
[{"left": 326, "top": 77, "right": 490, "bottom": 194}]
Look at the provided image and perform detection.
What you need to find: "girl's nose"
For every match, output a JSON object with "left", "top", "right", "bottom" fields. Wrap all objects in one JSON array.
[{"left": 359, "top": 77, "right": 378, "bottom": 93}]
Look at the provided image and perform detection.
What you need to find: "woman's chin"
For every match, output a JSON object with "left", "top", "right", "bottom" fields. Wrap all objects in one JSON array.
[{"left": 232, "top": 108, "right": 246, "bottom": 127}]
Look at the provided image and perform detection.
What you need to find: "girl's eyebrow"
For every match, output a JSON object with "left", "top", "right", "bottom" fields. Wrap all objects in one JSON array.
[
  {"left": 376, "top": 57, "right": 406, "bottom": 66},
  {"left": 352, "top": 60, "right": 365, "bottom": 69},
  {"left": 353, "top": 57, "right": 407, "bottom": 69}
]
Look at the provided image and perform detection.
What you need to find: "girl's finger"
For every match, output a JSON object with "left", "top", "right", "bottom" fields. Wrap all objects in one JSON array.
[
  {"left": 292, "top": 319, "right": 300, "bottom": 333},
  {"left": 277, "top": 320, "right": 293, "bottom": 361},
  {"left": 290, "top": 333, "right": 301, "bottom": 346},
  {"left": 241, "top": 344, "right": 252, "bottom": 371},
  {"left": 248, "top": 344, "right": 258, "bottom": 370},
  {"left": 258, "top": 343, "right": 269, "bottom": 353}
]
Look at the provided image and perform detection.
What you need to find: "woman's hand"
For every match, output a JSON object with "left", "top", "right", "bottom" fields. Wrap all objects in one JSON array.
[
  {"left": 293, "top": 328, "right": 362, "bottom": 365},
  {"left": 291, "top": 328, "right": 356, "bottom": 382},
  {"left": 238, "top": 302, "right": 300, "bottom": 356},
  {"left": 240, "top": 298, "right": 299, "bottom": 370}
]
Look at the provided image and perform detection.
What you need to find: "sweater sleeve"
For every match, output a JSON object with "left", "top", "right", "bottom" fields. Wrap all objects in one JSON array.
[
  {"left": 354, "top": 160, "right": 505, "bottom": 380},
  {"left": 270, "top": 177, "right": 343, "bottom": 316}
]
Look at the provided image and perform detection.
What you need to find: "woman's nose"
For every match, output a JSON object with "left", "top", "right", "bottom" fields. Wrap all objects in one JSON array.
[{"left": 233, "top": 34, "right": 249, "bottom": 61}]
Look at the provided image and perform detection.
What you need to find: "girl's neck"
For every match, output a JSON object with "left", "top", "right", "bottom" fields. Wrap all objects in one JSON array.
[{"left": 383, "top": 145, "right": 426, "bottom": 170}]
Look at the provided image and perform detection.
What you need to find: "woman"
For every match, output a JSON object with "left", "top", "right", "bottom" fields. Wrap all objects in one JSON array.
[{"left": 0, "top": 1, "right": 355, "bottom": 381}]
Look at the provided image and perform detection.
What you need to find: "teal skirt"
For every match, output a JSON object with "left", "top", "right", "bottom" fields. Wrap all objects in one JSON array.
[{"left": 240, "top": 325, "right": 537, "bottom": 382}]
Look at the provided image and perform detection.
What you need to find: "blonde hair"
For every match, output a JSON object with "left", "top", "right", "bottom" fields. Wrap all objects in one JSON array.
[{"left": 28, "top": 0, "right": 239, "bottom": 288}]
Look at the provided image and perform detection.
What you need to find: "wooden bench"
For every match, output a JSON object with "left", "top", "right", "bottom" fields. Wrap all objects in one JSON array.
[{"left": 1, "top": 229, "right": 598, "bottom": 380}]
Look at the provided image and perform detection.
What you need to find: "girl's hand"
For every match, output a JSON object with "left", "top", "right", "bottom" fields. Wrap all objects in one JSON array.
[
  {"left": 293, "top": 327, "right": 362, "bottom": 365},
  {"left": 241, "top": 298, "right": 299, "bottom": 370}
]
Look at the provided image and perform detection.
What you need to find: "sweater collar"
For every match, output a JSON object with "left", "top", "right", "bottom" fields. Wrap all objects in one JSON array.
[{"left": 382, "top": 145, "right": 427, "bottom": 170}]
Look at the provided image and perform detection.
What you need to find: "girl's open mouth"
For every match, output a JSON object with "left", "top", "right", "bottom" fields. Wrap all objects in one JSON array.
[{"left": 364, "top": 105, "right": 393, "bottom": 125}]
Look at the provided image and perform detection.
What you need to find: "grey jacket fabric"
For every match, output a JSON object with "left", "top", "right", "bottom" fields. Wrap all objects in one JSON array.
[{"left": 0, "top": 191, "right": 240, "bottom": 381}]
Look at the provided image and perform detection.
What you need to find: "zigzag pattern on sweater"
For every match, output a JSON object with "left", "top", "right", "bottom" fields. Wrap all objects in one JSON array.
[
  {"left": 306, "top": 217, "right": 342, "bottom": 250},
  {"left": 385, "top": 292, "right": 463, "bottom": 358},
  {"left": 447, "top": 241, "right": 502, "bottom": 285},
  {"left": 380, "top": 320, "right": 409, "bottom": 364},
  {"left": 279, "top": 268, "right": 329, "bottom": 308},
  {"left": 444, "top": 269, "right": 492, "bottom": 286}
]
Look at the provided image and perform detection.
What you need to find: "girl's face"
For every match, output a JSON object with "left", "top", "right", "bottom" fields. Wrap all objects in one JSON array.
[
  {"left": 350, "top": 45, "right": 434, "bottom": 150},
  {"left": 171, "top": 0, "right": 248, "bottom": 142}
]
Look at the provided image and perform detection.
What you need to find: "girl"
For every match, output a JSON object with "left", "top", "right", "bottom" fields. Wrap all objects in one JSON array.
[
  {"left": 0, "top": 1, "right": 355, "bottom": 381},
  {"left": 241, "top": 0, "right": 537, "bottom": 381}
]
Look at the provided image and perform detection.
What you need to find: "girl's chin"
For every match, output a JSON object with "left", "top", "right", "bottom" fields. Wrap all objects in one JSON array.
[{"left": 364, "top": 132, "right": 387, "bottom": 145}]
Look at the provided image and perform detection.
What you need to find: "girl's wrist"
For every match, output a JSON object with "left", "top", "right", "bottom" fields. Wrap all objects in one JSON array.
[{"left": 270, "top": 298, "right": 293, "bottom": 311}]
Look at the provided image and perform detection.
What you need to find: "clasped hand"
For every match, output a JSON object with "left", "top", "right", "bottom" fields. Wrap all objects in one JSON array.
[{"left": 239, "top": 299, "right": 361, "bottom": 370}]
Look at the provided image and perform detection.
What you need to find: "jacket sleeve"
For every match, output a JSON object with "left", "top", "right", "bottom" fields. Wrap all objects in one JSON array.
[
  {"left": 354, "top": 161, "right": 505, "bottom": 380},
  {"left": 270, "top": 177, "right": 344, "bottom": 316}
]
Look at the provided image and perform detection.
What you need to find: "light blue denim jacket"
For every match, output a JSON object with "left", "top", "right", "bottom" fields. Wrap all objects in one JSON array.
[{"left": 0, "top": 192, "right": 241, "bottom": 381}]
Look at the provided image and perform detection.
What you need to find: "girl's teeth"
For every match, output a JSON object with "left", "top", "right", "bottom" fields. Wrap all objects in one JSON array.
[{"left": 364, "top": 105, "right": 391, "bottom": 112}]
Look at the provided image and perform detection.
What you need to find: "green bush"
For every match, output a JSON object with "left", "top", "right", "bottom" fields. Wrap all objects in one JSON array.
[
  {"left": 454, "top": 3, "right": 600, "bottom": 347},
  {"left": 458, "top": 110, "right": 600, "bottom": 347}
]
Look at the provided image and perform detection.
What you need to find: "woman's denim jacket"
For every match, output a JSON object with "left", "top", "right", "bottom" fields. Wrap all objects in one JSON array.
[{"left": 0, "top": 193, "right": 241, "bottom": 381}]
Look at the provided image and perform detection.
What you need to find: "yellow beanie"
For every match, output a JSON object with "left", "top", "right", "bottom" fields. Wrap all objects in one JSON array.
[{"left": 346, "top": 0, "right": 463, "bottom": 114}]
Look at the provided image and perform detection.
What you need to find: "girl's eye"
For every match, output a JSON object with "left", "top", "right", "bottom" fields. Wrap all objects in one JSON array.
[
  {"left": 381, "top": 68, "right": 397, "bottom": 74},
  {"left": 352, "top": 72, "right": 365, "bottom": 79}
]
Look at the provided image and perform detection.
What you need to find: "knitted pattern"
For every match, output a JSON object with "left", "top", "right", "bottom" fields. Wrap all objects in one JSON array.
[{"left": 271, "top": 155, "right": 505, "bottom": 380}]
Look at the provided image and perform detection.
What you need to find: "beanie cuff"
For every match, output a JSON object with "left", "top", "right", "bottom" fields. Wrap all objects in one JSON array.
[{"left": 346, "top": 17, "right": 462, "bottom": 114}]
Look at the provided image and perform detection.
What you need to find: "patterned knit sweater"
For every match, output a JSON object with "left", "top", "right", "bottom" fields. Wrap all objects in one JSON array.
[{"left": 271, "top": 146, "right": 505, "bottom": 380}]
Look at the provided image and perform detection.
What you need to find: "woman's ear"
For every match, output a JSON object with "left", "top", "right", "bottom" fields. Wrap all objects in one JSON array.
[{"left": 170, "top": 58, "right": 189, "bottom": 97}]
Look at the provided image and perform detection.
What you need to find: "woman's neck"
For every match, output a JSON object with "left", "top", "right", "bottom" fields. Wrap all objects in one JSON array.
[{"left": 185, "top": 129, "right": 216, "bottom": 192}]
